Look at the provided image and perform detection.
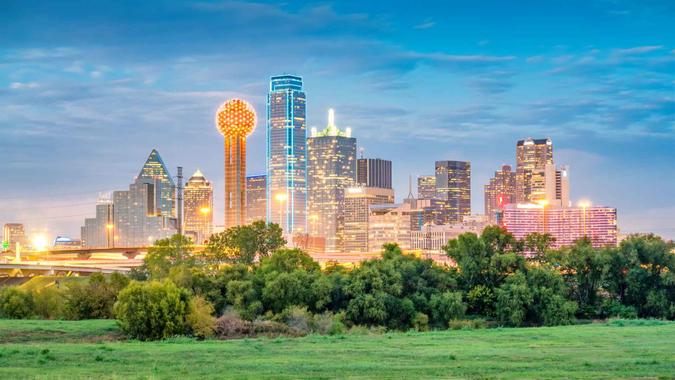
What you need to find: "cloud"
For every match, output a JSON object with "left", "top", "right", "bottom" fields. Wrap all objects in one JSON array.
[
  {"left": 414, "top": 19, "right": 436, "bottom": 30},
  {"left": 8, "top": 82, "right": 39, "bottom": 89},
  {"left": 614, "top": 45, "right": 663, "bottom": 56}
]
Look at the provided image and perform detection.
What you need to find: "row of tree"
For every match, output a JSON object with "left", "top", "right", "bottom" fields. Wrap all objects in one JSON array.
[{"left": 1, "top": 222, "right": 673, "bottom": 340}]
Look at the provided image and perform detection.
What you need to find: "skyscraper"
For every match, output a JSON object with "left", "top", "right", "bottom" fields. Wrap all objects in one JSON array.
[
  {"left": 435, "top": 160, "right": 471, "bottom": 223},
  {"left": 516, "top": 138, "right": 553, "bottom": 203},
  {"left": 246, "top": 174, "right": 267, "bottom": 224},
  {"left": 357, "top": 158, "right": 392, "bottom": 189},
  {"left": 183, "top": 169, "right": 213, "bottom": 243},
  {"left": 484, "top": 164, "right": 516, "bottom": 224},
  {"left": 368, "top": 202, "right": 424, "bottom": 252},
  {"left": 343, "top": 186, "right": 395, "bottom": 253},
  {"left": 307, "top": 109, "right": 357, "bottom": 252},
  {"left": 81, "top": 196, "right": 114, "bottom": 248},
  {"left": 2, "top": 223, "right": 26, "bottom": 251},
  {"left": 91, "top": 149, "right": 177, "bottom": 247},
  {"left": 417, "top": 175, "right": 437, "bottom": 199},
  {"left": 267, "top": 74, "right": 307, "bottom": 237},
  {"left": 217, "top": 99, "right": 256, "bottom": 228}
]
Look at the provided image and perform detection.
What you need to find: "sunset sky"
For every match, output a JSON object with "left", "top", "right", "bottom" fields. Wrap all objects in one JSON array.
[{"left": 1, "top": 0, "right": 674, "bottom": 240}]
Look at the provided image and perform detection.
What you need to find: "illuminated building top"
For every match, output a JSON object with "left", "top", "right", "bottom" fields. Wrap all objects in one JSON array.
[{"left": 216, "top": 99, "right": 256, "bottom": 138}]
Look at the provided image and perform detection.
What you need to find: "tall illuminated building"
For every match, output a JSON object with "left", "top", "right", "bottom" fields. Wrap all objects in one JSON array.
[
  {"left": 267, "top": 74, "right": 307, "bottom": 237},
  {"left": 307, "top": 109, "right": 357, "bottom": 252},
  {"left": 216, "top": 99, "right": 256, "bottom": 228},
  {"left": 183, "top": 169, "right": 213, "bottom": 243},
  {"left": 484, "top": 164, "right": 516, "bottom": 224},
  {"left": 81, "top": 196, "right": 114, "bottom": 248},
  {"left": 344, "top": 186, "right": 394, "bottom": 253},
  {"left": 516, "top": 138, "right": 553, "bottom": 203},
  {"left": 435, "top": 160, "right": 471, "bottom": 223},
  {"left": 246, "top": 174, "right": 267, "bottom": 224},
  {"left": 417, "top": 175, "right": 436, "bottom": 199},
  {"left": 357, "top": 158, "right": 392, "bottom": 189},
  {"left": 2, "top": 223, "right": 26, "bottom": 251}
]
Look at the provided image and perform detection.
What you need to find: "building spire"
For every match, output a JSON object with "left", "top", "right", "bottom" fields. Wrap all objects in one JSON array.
[{"left": 328, "top": 108, "right": 335, "bottom": 127}]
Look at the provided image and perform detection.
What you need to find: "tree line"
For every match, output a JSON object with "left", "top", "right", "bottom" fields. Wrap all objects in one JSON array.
[{"left": 1, "top": 221, "right": 673, "bottom": 340}]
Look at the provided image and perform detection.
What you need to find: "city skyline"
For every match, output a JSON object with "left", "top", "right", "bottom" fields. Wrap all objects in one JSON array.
[{"left": 1, "top": 1, "right": 674, "bottom": 240}]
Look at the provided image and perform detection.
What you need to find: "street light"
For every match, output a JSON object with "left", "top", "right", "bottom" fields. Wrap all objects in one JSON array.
[{"left": 274, "top": 193, "right": 287, "bottom": 227}]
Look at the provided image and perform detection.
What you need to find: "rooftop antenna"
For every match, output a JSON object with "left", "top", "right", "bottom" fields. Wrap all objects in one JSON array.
[
  {"left": 359, "top": 147, "right": 365, "bottom": 159},
  {"left": 407, "top": 174, "right": 414, "bottom": 200}
]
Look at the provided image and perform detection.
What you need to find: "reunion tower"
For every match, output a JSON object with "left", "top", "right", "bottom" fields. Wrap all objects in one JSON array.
[{"left": 216, "top": 99, "right": 256, "bottom": 228}]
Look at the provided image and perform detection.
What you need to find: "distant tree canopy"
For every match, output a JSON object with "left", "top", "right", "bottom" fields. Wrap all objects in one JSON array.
[{"left": 205, "top": 220, "right": 285, "bottom": 265}]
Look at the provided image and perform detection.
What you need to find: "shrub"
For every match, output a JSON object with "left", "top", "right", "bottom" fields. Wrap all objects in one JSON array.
[
  {"left": 114, "top": 281, "right": 191, "bottom": 341},
  {"left": 602, "top": 299, "right": 638, "bottom": 319},
  {"left": 281, "top": 306, "right": 314, "bottom": 335},
  {"left": 187, "top": 296, "right": 216, "bottom": 339},
  {"left": 313, "top": 311, "right": 346, "bottom": 335},
  {"left": 412, "top": 313, "right": 429, "bottom": 332},
  {"left": 448, "top": 319, "right": 487, "bottom": 330},
  {"left": 0, "top": 287, "right": 33, "bottom": 319},
  {"left": 215, "top": 312, "right": 253, "bottom": 338},
  {"left": 65, "top": 272, "right": 129, "bottom": 319},
  {"left": 430, "top": 291, "right": 467, "bottom": 326},
  {"left": 251, "top": 320, "right": 292, "bottom": 336},
  {"left": 32, "top": 287, "right": 65, "bottom": 319}
]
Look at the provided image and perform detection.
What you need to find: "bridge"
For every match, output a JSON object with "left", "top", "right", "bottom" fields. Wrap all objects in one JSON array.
[{"left": 0, "top": 262, "right": 133, "bottom": 277}]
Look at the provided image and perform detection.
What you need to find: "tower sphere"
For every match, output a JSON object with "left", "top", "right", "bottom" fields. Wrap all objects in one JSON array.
[{"left": 216, "top": 99, "right": 256, "bottom": 138}]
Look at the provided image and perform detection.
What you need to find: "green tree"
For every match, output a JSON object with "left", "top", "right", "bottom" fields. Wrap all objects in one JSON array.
[
  {"left": 144, "top": 234, "right": 195, "bottom": 278},
  {"left": 0, "top": 287, "right": 34, "bottom": 319},
  {"left": 430, "top": 291, "right": 467, "bottom": 326},
  {"left": 114, "top": 280, "right": 191, "bottom": 340},
  {"left": 65, "top": 272, "right": 129, "bottom": 319},
  {"left": 206, "top": 221, "right": 285, "bottom": 265},
  {"left": 524, "top": 232, "right": 555, "bottom": 264}
]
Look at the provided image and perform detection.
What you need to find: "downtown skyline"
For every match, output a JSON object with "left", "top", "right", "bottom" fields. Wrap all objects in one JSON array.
[{"left": 1, "top": 1, "right": 674, "bottom": 240}]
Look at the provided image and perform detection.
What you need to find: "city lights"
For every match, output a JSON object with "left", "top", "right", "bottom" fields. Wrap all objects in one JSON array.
[{"left": 31, "top": 234, "right": 49, "bottom": 251}]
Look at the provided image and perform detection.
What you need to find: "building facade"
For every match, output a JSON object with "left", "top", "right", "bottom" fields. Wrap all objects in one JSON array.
[
  {"left": 217, "top": 99, "right": 256, "bottom": 228},
  {"left": 515, "top": 138, "right": 553, "bottom": 203},
  {"left": 2, "top": 223, "right": 26, "bottom": 251},
  {"left": 410, "top": 215, "right": 489, "bottom": 254},
  {"left": 307, "top": 109, "right": 357, "bottom": 252},
  {"left": 502, "top": 203, "right": 618, "bottom": 248},
  {"left": 484, "top": 164, "right": 517, "bottom": 224},
  {"left": 417, "top": 175, "right": 436, "bottom": 199},
  {"left": 183, "top": 169, "right": 213, "bottom": 244},
  {"left": 368, "top": 202, "right": 424, "bottom": 252},
  {"left": 357, "top": 158, "right": 392, "bottom": 189},
  {"left": 81, "top": 150, "right": 177, "bottom": 247},
  {"left": 343, "top": 186, "right": 395, "bottom": 253},
  {"left": 246, "top": 174, "right": 267, "bottom": 224},
  {"left": 435, "top": 160, "right": 471, "bottom": 224},
  {"left": 267, "top": 74, "right": 307, "bottom": 237}
]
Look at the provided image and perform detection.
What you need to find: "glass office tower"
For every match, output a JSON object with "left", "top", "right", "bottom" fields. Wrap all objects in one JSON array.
[{"left": 266, "top": 75, "right": 307, "bottom": 236}]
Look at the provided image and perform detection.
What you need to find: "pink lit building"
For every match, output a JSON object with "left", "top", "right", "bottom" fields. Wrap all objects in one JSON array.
[{"left": 502, "top": 204, "right": 618, "bottom": 248}]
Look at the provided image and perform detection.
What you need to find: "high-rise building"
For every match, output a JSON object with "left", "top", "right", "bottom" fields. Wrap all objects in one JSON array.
[
  {"left": 81, "top": 196, "right": 114, "bottom": 248},
  {"left": 516, "top": 138, "right": 553, "bottom": 203},
  {"left": 2, "top": 223, "right": 26, "bottom": 251},
  {"left": 484, "top": 164, "right": 517, "bottom": 224},
  {"left": 246, "top": 174, "right": 267, "bottom": 224},
  {"left": 81, "top": 150, "right": 177, "bottom": 247},
  {"left": 410, "top": 215, "right": 489, "bottom": 255},
  {"left": 343, "top": 186, "right": 395, "bottom": 253},
  {"left": 267, "top": 74, "right": 307, "bottom": 237},
  {"left": 307, "top": 109, "right": 357, "bottom": 252},
  {"left": 545, "top": 163, "right": 570, "bottom": 207},
  {"left": 183, "top": 169, "right": 213, "bottom": 244},
  {"left": 217, "top": 99, "right": 256, "bottom": 229},
  {"left": 357, "top": 158, "right": 392, "bottom": 189},
  {"left": 417, "top": 175, "right": 436, "bottom": 199},
  {"left": 502, "top": 203, "right": 617, "bottom": 248},
  {"left": 435, "top": 160, "right": 471, "bottom": 223},
  {"left": 368, "top": 202, "right": 424, "bottom": 252}
]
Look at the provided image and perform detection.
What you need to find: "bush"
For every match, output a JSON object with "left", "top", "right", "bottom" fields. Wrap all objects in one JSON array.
[
  {"left": 114, "top": 281, "right": 191, "bottom": 341},
  {"left": 187, "top": 296, "right": 216, "bottom": 339},
  {"left": 0, "top": 287, "right": 33, "bottom": 319},
  {"left": 281, "top": 306, "right": 314, "bottom": 335},
  {"left": 215, "top": 312, "right": 253, "bottom": 338},
  {"left": 251, "top": 320, "right": 292, "bottom": 336},
  {"left": 313, "top": 311, "right": 346, "bottom": 335},
  {"left": 430, "top": 291, "right": 467, "bottom": 326},
  {"left": 448, "top": 319, "right": 487, "bottom": 330},
  {"left": 32, "top": 287, "right": 65, "bottom": 319},
  {"left": 412, "top": 313, "right": 429, "bottom": 332},
  {"left": 65, "top": 272, "right": 129, "bottom": 319},
  {"left": 602, "top": 299, "right": 638, "bottom": 319}
]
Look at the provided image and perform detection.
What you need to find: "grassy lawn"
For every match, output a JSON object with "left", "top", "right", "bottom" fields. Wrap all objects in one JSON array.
[{"left": 0, "top": 319, "right": 673, "bottom": 379}]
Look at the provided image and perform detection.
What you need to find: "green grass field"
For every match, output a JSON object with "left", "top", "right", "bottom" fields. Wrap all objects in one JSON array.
[{"left": 0, "top": 319, "right": 673, "bottom": 379}]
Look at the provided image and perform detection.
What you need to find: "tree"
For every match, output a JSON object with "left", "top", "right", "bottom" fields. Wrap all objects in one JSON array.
[
  {"left": 0, "top": 287, "right": 33, "bottom": 319},
  {"left": 206, "top": 221, "right": 285, "bottom": 265},
  {"left": 524, "top": 232, "right": 555, "bottom": 264},
  {"left": 430, "top": 291, "right": 467, "bottom": 326},
  {"left": 114, "top": 281, "right": 191, "bottom": 340},
  {"left": 65, "top": 272, "right": 129, "bottom": 319},
  {"left": 144, "top": 234, "right": 195, "bottom": 278}
]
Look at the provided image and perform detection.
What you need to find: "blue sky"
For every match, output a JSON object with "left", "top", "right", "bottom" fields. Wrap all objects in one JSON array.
[{"left": 1, "top": 0, "right": 674, "bottom": 240}]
